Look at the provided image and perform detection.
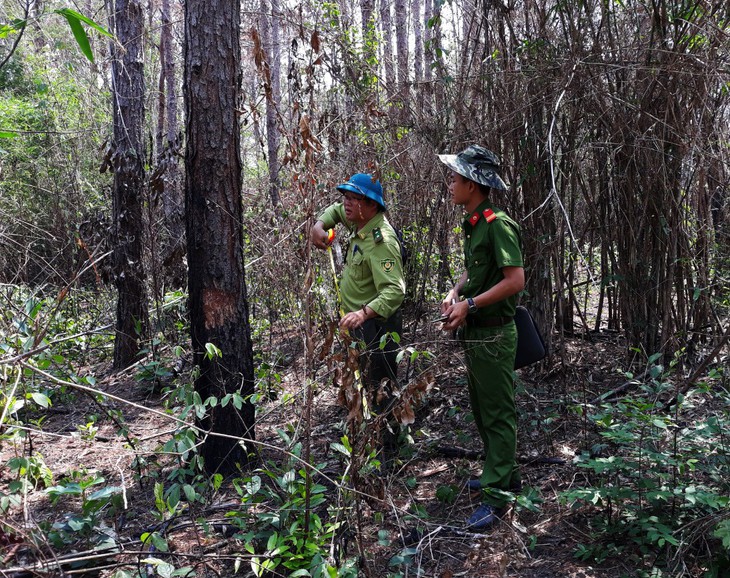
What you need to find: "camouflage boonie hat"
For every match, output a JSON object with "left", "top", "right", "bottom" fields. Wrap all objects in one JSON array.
[{"left": 437, "top": 144, "right": 509, "bottom": 191}]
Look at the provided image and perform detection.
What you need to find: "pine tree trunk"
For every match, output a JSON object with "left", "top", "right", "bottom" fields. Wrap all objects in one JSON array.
[
  {"left": 111, "top": 0, "right": 149, "bottom": 370},
  {"left": 360, "top": 0, "right": 374, "bottom": 32},
  {"left": 411, "top": 0, "right": 423, "bottom": 86},
  {"left": 158, "top": 0, "right": 185, "bottom": 286},
  {"left": 379, "top": 0, "right": 395, "bottom": 94},
  {"left": 184, "top": 0, "right": 256, "bottom": 474},
  {"left": 261, "top": 0, "right": 281, "bottom": 206}
]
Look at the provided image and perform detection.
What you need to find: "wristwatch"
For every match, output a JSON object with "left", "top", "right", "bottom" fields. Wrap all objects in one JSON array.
[{"left": 466, "top": 297, "right": 478, "bottom": 315}]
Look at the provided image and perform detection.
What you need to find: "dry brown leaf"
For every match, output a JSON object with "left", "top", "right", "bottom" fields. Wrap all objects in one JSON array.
[
  {"left": 397, "top": 400, "right": 415, "bottom": 425},
  {"left": 346, "top": 390, "right": 362, "bottom": 424}
]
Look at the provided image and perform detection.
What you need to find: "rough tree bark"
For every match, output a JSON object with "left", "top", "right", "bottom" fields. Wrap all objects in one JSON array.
[
  {"left": 157, "top": 0, "right": 185, "bottom": 285},
  {"left": 184, "top": 0, "right": 256, "bottom": 474},
  {"left": 261, "top": 0, "right": 281, "bottom": 206},
  {"left": 110, "top": 0, "right": 149, "bottom": 370},
  {"left": 395, "top": 0, "right": 409, "bottom": 108},
  {"left": 411, "top": 0, "right": 423, "bottom": 86},
  {"left": 360, "top": 0, "right": 375, "bottom": 33},
  {"left": 378, "top": 0, "right": 395, "bottom": 95}
]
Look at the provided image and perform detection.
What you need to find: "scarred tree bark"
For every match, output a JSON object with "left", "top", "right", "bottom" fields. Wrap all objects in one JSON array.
[
  {"left": 184, "top": 0, "right": 256, "bottom": 473},
  {"left": 110, "top": 0, "right": 149, "bottom": 370}
]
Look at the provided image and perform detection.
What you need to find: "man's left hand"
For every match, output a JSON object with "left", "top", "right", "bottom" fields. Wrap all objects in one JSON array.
[{"left": 340, "top": 310, "right": 367, "bottom": 330}]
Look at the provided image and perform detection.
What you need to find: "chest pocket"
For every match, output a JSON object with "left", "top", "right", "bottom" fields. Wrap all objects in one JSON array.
[
  {"left": 467, "top": 247, "right": 489, "bottom": 270},
  {"left": 464, "top": 247, "right": 489, "bottom": 294},
  {"left": 350, "top": 251, "right": 367, "bottom": 281}
]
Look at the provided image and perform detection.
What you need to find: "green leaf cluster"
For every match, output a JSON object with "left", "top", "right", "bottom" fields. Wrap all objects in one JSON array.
[{"left": 562, "top": 359, "right": 729, "bottom": 573}]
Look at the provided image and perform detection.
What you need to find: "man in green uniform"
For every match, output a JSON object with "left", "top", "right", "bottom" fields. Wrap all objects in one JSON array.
[
  {"left": 310, "top": 173, "right": 406, "bottom": 402},
  {"left": 438, "top": 145, "right": 525, "bottom": 530}
]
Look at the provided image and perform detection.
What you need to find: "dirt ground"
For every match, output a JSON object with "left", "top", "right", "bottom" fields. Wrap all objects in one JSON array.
[{"left": 1, "top": 320, "right": 647, "bottom": 577}]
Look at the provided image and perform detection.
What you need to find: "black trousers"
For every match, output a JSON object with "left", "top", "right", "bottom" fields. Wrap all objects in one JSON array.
[{"left": 351, "top": 309, "right": 402, "bottom": 395}]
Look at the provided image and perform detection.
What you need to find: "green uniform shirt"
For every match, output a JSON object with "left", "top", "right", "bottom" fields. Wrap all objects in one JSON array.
[
  {"left": 318, "top": 203, "right": 405, "bottom": 319},
  {"left": 461, "top": 200, "right": 523, "bottom": 318}
]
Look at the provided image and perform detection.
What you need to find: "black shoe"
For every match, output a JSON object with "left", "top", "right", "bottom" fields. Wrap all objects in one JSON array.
[
  {"left": 466, "top": 504, "right": 505, "bottom": 530},
  {"left": 467, "top": 479, "right": 522, "bottom": 492}
]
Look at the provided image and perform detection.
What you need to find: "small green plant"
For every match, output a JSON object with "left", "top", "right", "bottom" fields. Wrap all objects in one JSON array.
[
  {"left": 562, "top": 355, "right": 729, "bottom": 573},
  {"left": 135, "top": 358, "right": 173, "bottom": 383},
  {"left": 76, "top": 414, "right": 99, "bottom": 440},
  {"left": 42, "top": 469, "right": 123, "bottom": 550},
  {"left": 6, "top": 452, "right": 54, "bottom": 489},
  {"left": 435, "top": 483, "right": 458, "bottom": 504},
  {"left": 227, "top": 429, "right": 357, "bottom": 577},
  {"left": 388, "top": 547, "right": 419, "bottom": 576}
]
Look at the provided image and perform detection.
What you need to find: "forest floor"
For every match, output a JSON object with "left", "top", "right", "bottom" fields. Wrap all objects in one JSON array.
[{"left": 1, "top": 319, "right": 660, "bottom": 578}]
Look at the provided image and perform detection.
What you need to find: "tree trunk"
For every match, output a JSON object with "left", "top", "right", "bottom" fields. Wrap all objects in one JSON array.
[
  {"left": 184, "top": 0, "right": 256, "bottom": 474},
  {"left": 422, "top": 0, "right": 432, "bottom": 100},
  {"left": 261, "top": 0, "right": 281, "bottom": 206},
  {"left": 395, "top": 0, "right": 408, "bottom": 89},
  {"left": 378, "top": 0, "right": 395, "bottom": 95},
  {"left": 360, "top": 0, "right": 374, "bottom": 33},
  {"left": 158, "top": 0, "right": 185, "bottom": 286},
  {"left": 360, "top": 0, "right": 376, "bottom": 84},
  {"left": 411, "top": 0, "right": 423, "bottom": 86},
  {"left": 110, "top": 0, "right": 149, "bottom": 370}
]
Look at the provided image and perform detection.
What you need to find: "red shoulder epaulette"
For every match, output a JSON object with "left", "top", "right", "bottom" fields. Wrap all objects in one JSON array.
[{"left": 483, "top": 208, "right": 497, "bottom": 223}]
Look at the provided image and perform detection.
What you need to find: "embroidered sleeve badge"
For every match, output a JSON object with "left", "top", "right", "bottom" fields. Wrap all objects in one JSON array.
[{"left": 381, "top": 259, "right": 395, "bottom": 272}]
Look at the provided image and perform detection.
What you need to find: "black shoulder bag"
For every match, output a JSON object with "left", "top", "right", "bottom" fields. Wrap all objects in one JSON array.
[{"left": 514, "top": 306, "right": 547, "bottom": 369}]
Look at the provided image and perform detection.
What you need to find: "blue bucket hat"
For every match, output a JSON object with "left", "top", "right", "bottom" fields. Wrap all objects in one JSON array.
[
  {"left": 336, "top": 173, "right": 386, "bottom": 210},
  {"left": 438, "top": 145, "right": 509, "bottom": 191}
]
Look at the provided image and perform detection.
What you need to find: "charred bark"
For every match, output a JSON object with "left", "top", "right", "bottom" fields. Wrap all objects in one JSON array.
[{"left": 184, "top": 0, "right": 256, "bottom": 474}]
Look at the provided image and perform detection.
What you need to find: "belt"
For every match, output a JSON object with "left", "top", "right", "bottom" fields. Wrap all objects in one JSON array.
[{"left": 466, "top": 315, "right": 513, "bottom": 328}]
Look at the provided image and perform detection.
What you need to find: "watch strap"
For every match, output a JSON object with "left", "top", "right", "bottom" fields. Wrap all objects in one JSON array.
[{"left": 467, "top": 297, "right": 478, "bottom": 314}]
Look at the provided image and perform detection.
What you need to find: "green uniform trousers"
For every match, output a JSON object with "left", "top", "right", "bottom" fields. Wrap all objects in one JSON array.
[{"left": 463, "top": 321, "right": 519, "bottom": 508}]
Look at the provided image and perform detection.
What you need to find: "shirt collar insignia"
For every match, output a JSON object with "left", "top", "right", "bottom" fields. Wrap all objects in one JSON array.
[{"left": 483, "top": 208, "right": 497, "bottom": 222}]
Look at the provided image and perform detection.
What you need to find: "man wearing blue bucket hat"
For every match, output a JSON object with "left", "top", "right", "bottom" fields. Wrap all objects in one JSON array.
[
  {"left": 438, "top": 145, "right": 525, "bottom": 530},
  {"left": 311, "top": 173, "right": 406, "bottom": 405}
]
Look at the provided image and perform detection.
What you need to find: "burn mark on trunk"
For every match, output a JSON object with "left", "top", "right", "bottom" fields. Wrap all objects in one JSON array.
[{"left": 203, "top": 287, "right": 236, "bottom": 329}]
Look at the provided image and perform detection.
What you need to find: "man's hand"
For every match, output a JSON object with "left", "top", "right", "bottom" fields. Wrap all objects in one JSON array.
[
  {"left": 310, "top": 221, "right": 330, "bottom": 250},
  {"left": 340, "top": 309, "right": 367, "bottom": 330},
  {"left": 441, "top": 288, "right": 458, "bottom": 316},
  {"left": 442, "top": 300, "right": 468, "bottom": 331}
]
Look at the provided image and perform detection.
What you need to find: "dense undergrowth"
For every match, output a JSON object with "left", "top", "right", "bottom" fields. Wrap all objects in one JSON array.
[{"left": 1, "top": 285, "right": 729, "bottom": 577}]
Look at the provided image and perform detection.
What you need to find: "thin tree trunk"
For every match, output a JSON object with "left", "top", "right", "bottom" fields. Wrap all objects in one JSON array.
[
  {"left": 411, "top": 0, "right": 422, "bottom": 85},
  {"left": 110, "top": 0, "right": 149, "bottom": 370},
  {"left": 422, "top": 0, "right": 432, "bottom": 110},
  {"left": 261, "top": 0, "right": 281, "bottom": 206},
  {"left": 379, "top": 0, "right": 395, "bottom": 95},
  {"left": 158, "top": 0, "right": 185, "bottom": 286},
  {"left": 395, "top": 0, "right": 408, "bottom": 88}
]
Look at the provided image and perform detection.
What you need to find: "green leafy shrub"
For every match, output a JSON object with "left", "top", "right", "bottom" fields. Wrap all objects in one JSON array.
[
  {"left": 227, "top": 429, "right": 357, "bottom": 577},
  {"left": 563, "top": 358, "right": 729, "bottom": 574}
]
